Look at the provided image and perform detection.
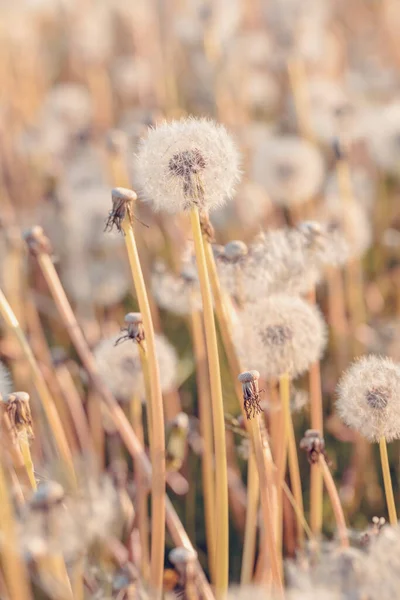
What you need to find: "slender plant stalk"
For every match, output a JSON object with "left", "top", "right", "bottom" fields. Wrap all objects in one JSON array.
[
  {"left": 379, "top": 436, "right": 397, "bottom": 525},
  {"left": 308, "top": 289, "right": 324, "bottom": 537},
  {"left": 29, "top": 242, "right": 213, "bottom": 599},
  {"left": 287, "top": 56, "right": 314, "bottom": 143},
  {"left": 19, "top": 432, "right": 36, "bottom": 490},
  {"left": 280, "top": 373, "right": 305, "bottom": 548},
  {"left": 190, "top": 307, "right": 216, "bottom": 584},
  {"left": 121, "top": 216, "right": 166, "bottom": 596},
  {"left": 240, "top": 451, "right": 259, "bottom": 585},
  {"left": 190, "top": 207, "right": 229, "bottom": 597},
  {"left": 0, "top": 459, "right": 33, "bottom": 600},
  {"left": 87, "top": 390, "right": 105, "bottom": 470},
  {"left": 0, "top": 410, "right": 33, "bottom": 492},
  {"left": 130, "top": 395, "right": 150, "bottom": 581},
  {"left": 0, "top": 288, "right": 76, "bottom": 488},
  {"left": 248, "top": 416, "right": 283, "bottom": 595},
  {"left": 319, "top": 454, "right": 349, "bottom": 548}
]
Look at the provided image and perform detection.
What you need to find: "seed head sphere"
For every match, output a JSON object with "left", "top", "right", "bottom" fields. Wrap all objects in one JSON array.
[{"left": 134, "top": 117, "right": 241, "bottom": 214}]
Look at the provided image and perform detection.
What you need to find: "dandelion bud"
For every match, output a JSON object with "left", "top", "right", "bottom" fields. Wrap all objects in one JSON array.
[
  {"left": 238, "top": 370, "right": 262, "bottom": 420},
  {"left": 299, "top": 429, "right": 325, "bottom": 464},
  {"left": 115, "top": 312, "right": 145, "bottom": 344},
  {"left": 169, "top": 546, "right": 198, "bottom": 569},
  {"left": 30, "top": 481, "right": 65, "bottom": 511},
  {"left": 4, "top": 391, "right": 33, "bottom": 438},
  {"left": 336, "top": 355, "right": 400, "bottom": 442},
  {"left": 24, "top": 226, "right": 52, "bottom": 256},
  {"left": 134, "top": 117, "right": 241, "bottom": 214},
  {"left": 106, "top": 187, "right": 138, "bottom": 233},
  {"left": 224, "top": 240, "right": 248, "bottom": 262},
  {"left": 236, "top": 295, "right": 327, "bottom": 380}
]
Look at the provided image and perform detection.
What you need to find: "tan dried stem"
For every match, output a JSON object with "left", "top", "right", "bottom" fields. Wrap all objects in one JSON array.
[{"left": 24, "top": 226, "right": 213, "bottom": 599}]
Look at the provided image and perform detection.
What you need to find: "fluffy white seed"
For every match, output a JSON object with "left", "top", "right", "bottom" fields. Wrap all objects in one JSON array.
[
  {"left": 134, "top": 117, "right": 241, "bottom": 214},
  {"left": 336, "top": 355, "right": 400, "bottom": 442},
  {"left": 235, "top": 295, "right": 327, "bottom": 379}
]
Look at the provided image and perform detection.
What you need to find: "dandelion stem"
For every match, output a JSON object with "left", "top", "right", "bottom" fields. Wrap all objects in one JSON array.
[
  {"left": 190, "top": 307, "right": 216, "bottom": 584},
  {"left": 280, "top": 373, "right": 305, "bottom": 548},
  {"left": 248, "top": 415, "right": 284, "bottom": 595},
  {"left": 308, "top": 287, "right": 324, "bottom": 537},
  {"left": 379, "top": 436, "right": 397, "bottom": 525},
  {"left": 130, "top": 395, "right": 150, "bottom": 581},
  {"left": 240, "top": 451, "right": 259, "bottom": 585},
  {"left": 190, "top": 206, "right": 229, "bottom": 598},
  {"left": 121, "top": 216, "right": 166, "bottom": 597},
  {"left": 0, "top": 288, "right": 76, "bottom": 489},
  {"left": 0, "top": 458, "right": 33, "bottom": 600},
  {"left": 319, "top": 454, "right": 349, "bottom": 548}
]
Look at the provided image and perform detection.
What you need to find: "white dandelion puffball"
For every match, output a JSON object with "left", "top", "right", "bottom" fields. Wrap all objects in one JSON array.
[
  {"left": 252, "top": 135, "right": 325, "bottom": 207},
  {"left": 0, "top": 361, "right": 12, "bottom": 399},
  {"left": 134, "top": 117, "right": 241, "bottom": 214},
  {"left": 336, "top": 355, "right": 400, "bottom": 442},
  {"left": 94, "top": 333, "right": 178, "bottom": 403},
  {"left": 235, "top": 295, "right": 327, "bottom": 379},
  {"left": 366, "top": 101, "right": 400, "bottom": 176},
  {"left": 151, "top": 262, "right": 202, "bottom": 316}
]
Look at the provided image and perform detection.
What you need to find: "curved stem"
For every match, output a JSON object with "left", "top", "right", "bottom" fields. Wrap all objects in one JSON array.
[
  {"left": 379, "top": 436, "right": 397, "bottom": 525},
  {"left": 190, "top": 207, "right": 228, "bottom": 598}
]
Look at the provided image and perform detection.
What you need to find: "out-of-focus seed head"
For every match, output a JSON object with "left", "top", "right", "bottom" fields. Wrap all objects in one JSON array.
[
  {"left": 297, "top": 220, "right": 349, "bottom": 267},
  {"left": 317, "top": 197, "right": 372, "bottom": 259},
  {"left": 224, "top": 240, "right": 248, "bottom": 262},
  {"left": 30, "top": 481, "right": 65, "bottom": 511},
  {"left": 299, "top": 429, "right": 325, "bottom": 464},
  {"left": 366, "top": 101, "right": 400, "bottom": 177},
  {"left": 252, "top": 135, "right": 325, "bottom": 207},
  {"left": 94, "top": 333, "right": 178, "bottom": 403},
  {"left": 336, "top": 355, "right": 400, "bottom": 442},
  {"left": 235, "top": 295, "right": 327, "bottom": 380},
  {"left": 24, "top": 225, "right": 52, "bottom": 256},
  {"left": 134, "top": 117, "right": 241, "bottom": 214},
  {"left": 151, "top": 261, "right": 202, "bottom": 316}
]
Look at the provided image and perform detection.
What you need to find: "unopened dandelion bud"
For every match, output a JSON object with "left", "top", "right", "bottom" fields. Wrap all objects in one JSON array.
[
  {"left": 238, "top": 370, "right": 262, "bottom": 420},
  {"left": 224, "top": 240, "right": 248, "bottom": 262},
  {"left": 4, "top": 392, "right": 34, "bottom": 438},
  {"left": 135, "top": 117, "right": 240, "bottom": 214},
  {"left": 300, "top": 429, "right": 325, "bottom": 464},
  {"left": 336, "top": 355, "right": 400, "bottom": 442},
  {"left": 106, "top": 187, "right": 138, "bottom": 233},
  {"left": 24, "top": 226, "right": 52, "bottom": 256},
  {"left": 30, "top": 481, "right": 65, "bottom": 511}
]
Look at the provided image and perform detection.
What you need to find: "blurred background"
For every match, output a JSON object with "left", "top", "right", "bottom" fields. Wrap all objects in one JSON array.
[{"left": 1, "top": 0, "right": 400, "bottom": 583}]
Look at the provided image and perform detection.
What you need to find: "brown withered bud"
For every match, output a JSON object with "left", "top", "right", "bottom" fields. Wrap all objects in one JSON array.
[
  {"left": 24, "top": 226, "right": 52, "bottom": 256},
  {"left": 238, "top": 370, "right": 263, "bottom": 420},
  {"left": 4, "top": 392, "right": 34, "bottom": 438},
  {"left": 299, "top": 429, "right": 326, "bottom": 464},
  {"left": 105, "top": 187, "right": 137, "bottom": 233},
  {"left": 115, "top": 312, "right": 145, "bottom": 346}
]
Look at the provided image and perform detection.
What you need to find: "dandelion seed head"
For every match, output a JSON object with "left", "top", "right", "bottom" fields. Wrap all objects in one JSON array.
[
  {"left": 235, "top": 295, "right": 327, "bottom": 379},
  {"left": 336, "top": 355, "right": 400, "bottom": 442},
  {"left": 317, "top": 197, "right": 372, "bottom": 259},
  {"left": 151, "top": 261, "right": 202, "bottom": 316},
  {"left": 40, "top": 83, "right": 92, "bottom": 136},
  {"left": 297, "top": 220, "right": 349, "bottom": 267},
  {"left": 134, "top": 117, "right": 241, "bottom": 214},
  {"left": 252, "top": 135, "right": 325, "bottom": 207},
  {"left": 366, "top": 101, "right": 400, "bottom": 176},
  {"left": 94, "top": 333, "right": 177, "bottom": 402},
  {"left": 224, "top": 241, "right": 248, "bottom": 262}
]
